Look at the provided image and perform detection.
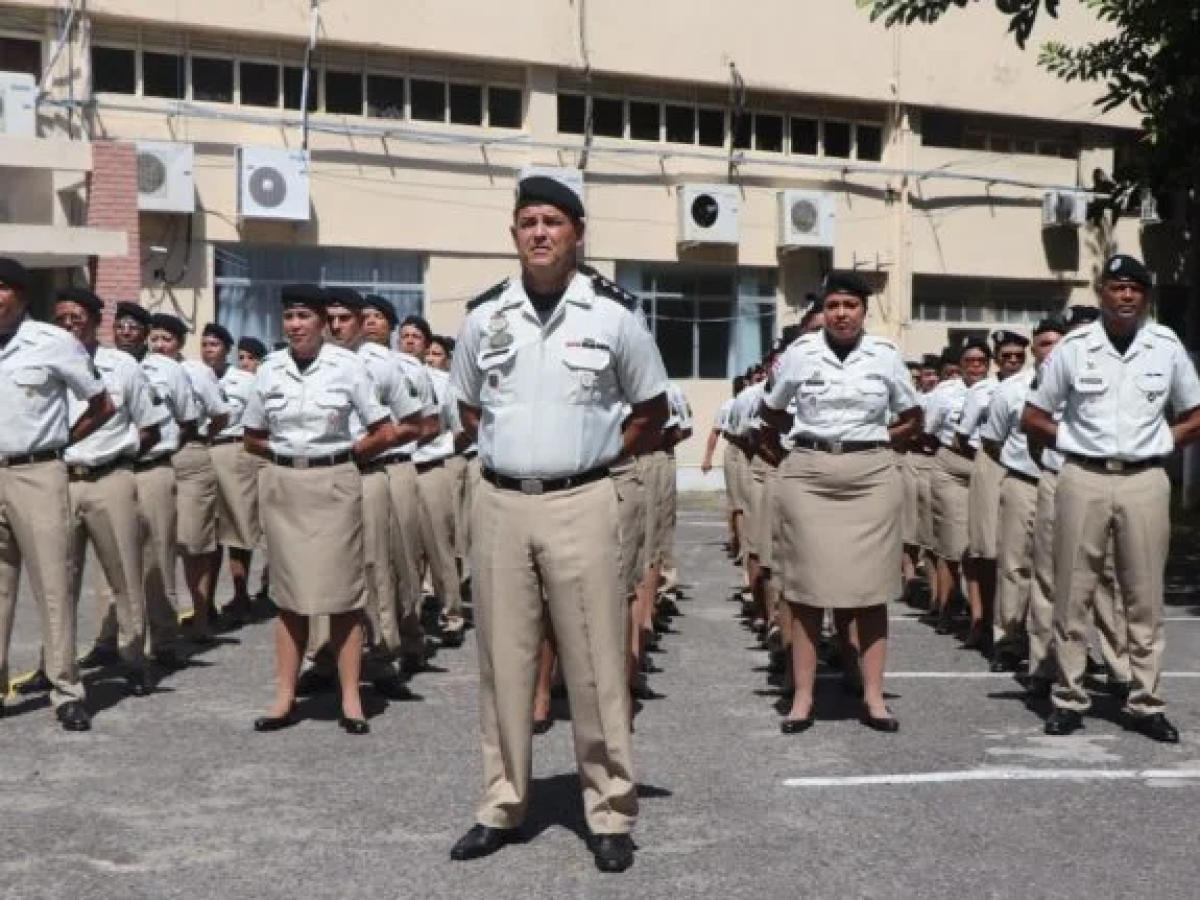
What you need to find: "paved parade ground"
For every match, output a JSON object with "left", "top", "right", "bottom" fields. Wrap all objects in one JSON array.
[{"left": 3, "top": 501, "right": 1200, "bottom": 900}]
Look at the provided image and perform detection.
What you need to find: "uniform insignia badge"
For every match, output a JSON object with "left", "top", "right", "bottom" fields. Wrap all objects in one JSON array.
[{"left": 487, "top": 314, "right": 513, "bottom": 349}]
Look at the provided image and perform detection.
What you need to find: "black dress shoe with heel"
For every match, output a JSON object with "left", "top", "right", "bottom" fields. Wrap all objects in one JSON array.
[
  {"left": 780, "top": 714, "right": 815, "bottom": 734},
  {"left": 1126, "top": 712, "right": 1179, "bottom": 744},
  {"left": 338, "top": 716, "right": 370, "bottom": 735},
  {"left": 253, "top": 708, "right": 297, "bottom": 732},
  {"left": 533, "top": 717, "right": 553, "bottom": 735},
  {"left": 125, "top": 669, "right": 154, "bottom": 697},
  {"left": 450, "top": 824, "right": 517, "bottom": 861},
  {"left": 56, "top": 700, "right": 91, "bottom": 732},
  {"left": 860, "top": 706, "right": 900, "bottom": 733},
  {"left": 1044, "top": 708, "right": 1083, "bottom": 736},
  {"left": 371, "top": 673, "right": 415, "bottom": 701},
  {"left": 590, "top": 833, "right": 635, "bottom": 873}
]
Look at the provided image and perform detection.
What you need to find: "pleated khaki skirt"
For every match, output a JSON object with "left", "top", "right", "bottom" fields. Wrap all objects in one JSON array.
[
  {"left": 932, "top": 446, "right": 973, "bottom": 561},
  {"left": 755, "top": 460, "right": 780, "bottom": 572},
  {"left": 778, "top": 448, "right": 902, "bottom": 609},
  {"left": 967, "top": 449, "right": 1005, "bottom": 559},
  {"left": 209, "top": 441, "right": 262, "bottom": 551},
  {"left": 742, "top": 456, "right": 768, "bottom": 559},
  {"left": 173, "top": 442, "right": 219, "bottom": 555},
  {"left": 910, "top": 452, "right": 937, "bottom": 550},
  {"left": 899, "top": 453, "right": 919, "bottom": 545},
  {"left": 258, "top": 460, "right": 365, "bottom": 615}
]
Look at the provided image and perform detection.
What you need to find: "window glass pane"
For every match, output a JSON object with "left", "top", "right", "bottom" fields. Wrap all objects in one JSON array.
[
  {"left": 191, "top": 56, "right": 233, "bottom": 104},
  {"left": 731, "top": 113, "right": 752, "bottom": 150},
  {"left": 410, "top": 78, "right": 446, "bottom": 121},
  {"left": 791, "top": 117, "right": 818, "bottom": 156},
  {"left": 592, "top": 97, "right": 623, "bottom": 137},
  {"left": 367, "top": 74, "right": 405, "bottom": 119},
  {"left": 652, "top": 299, "right": 694, "bottom": 379},
  {"left": 488, "top": 87, "right": 522, "bottom": 128},
  {"left": 857, "top": 123, "right": 883, "bottom": 161},
  {"left": 755, "top": 114, "right": 784, "bottom": 153},
  {"left": 697, "top": 108, "right": 724, "bottom": 147},
  {"left": 824, "top": 120, "right": 851, "bottom": 158},
  {"left": 325, "top": 69, "right": 363, "bottom": 115},
  {"left": 697, "top": 301, "right": 732, "bottom": 378},
  {"left": 282, "top": 66, "right": 317, "bottom": 111},
  {"left": 240, "top": 61, "right": 279, "bottom": 108},
  {"left": 628, "top": 100, "right": 660, "bottom": 141},
  {"left": 449, "top": 83, "right": 484, "bottom": 125},
  {"left": 143, "top": 51, "right": 185, "bottom": 99},
  {"left": 0, "top": 37, "right": 41, "bottom": 78},
  {"left": 557, "top": 93, "right": 586, "bottom": 134},
  {"left": 921, "top": 111, "right": 965, "bottom": 148},
  {"left": 664, "top": 104, "right": 695, "bottom": 144},
  {"left": 92, "top": 46, "right": 135, "bottom": 94}
]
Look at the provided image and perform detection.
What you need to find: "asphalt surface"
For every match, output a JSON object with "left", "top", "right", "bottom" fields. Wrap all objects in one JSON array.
[{"left": 3, "top": 501, "right": 1200, "bottom": 899}]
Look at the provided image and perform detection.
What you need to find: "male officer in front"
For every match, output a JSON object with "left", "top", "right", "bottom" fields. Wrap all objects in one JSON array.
[
  {"left": 449, "top": 175, "right": 668, "bottom": 872},
  {"left": 1024, "top": 254, "right": 1200, "bottom": 742},
  {"left": 0, "top": 260, "right": 115, "bottom": 729}
]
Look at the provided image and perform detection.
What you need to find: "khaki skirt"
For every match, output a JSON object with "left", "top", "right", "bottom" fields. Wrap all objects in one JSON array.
[
  {"left": 967, "top": 449, "right": 1005, "bottom": 559},
  {"left": 932, "top": 447, "right": 973, "bottom": 561},
  {"left": 742, "top": 456, "right": 768, "bottom": 560},
  {"left": 910, "top": 452, "right": 937, "bottom": 550},
  {"left": 173, "top": 442, "right": 219, "bottom": 555},
  {"left": 209, "top": 441, "right": 262, "bottom": 551},
  {"left": 755, "top": 460, "right": 781, "bottom": 572},
  {"left": 612, "top": 457, "right": 646, "bottom": 598},
  {"left": 259, "top": 461, "right": 365, "bottom": 615},
  {"left": 899, "top": 453, "right": 919, "bottom": 545},
  {"left": 777, "top": 448, "right": 902, "bottom": 609}
]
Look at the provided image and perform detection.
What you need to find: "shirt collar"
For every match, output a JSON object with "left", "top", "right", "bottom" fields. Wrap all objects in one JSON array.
[{"left": 502, "top": 272, "right": 593, "bottom": 313}]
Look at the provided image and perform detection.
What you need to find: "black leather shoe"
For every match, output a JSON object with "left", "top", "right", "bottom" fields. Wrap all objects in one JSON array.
[
  {"left": 533, "top": 718, "right": 553, "bottom": 736},
  {"left": 990, "top": 652, "right": 1021, "bottom": 673},
  {"left": 440, "top": 629, "right": 465, "bottom": 649},
  {"left": 780, "top": 714, "right": 815, "bottom": 734},
  {"left": 450, "top": 824, "right": 516, "bottom": 861},
  {"left": 399, "top": 654, "right": 427, "bottom": 677},
  {"left": 80, "top": 645, "right": 121, "bottom": 669},
  {"left": 590, "top": 833, "right": 635, "bottom": 873},
  {"left": 1107, "top": 680, "right": 1132, "bottom": 703},
  {"left": 253, "top": 709, "right": 297, "bottom": 732},
  {"left": 860, "top": 707, "right": 900, "bottom": 733},
  {"left": 371, "top": 673, "right": 415, "bottom": 701},
  {"left": 296, "top": 668, "right": 337, "bottom": 696},
  {"left": 338, "top": 716, "right": 370, "bottom": 735},
  {"left": 125, "top": 669, "right": 154, "bottom": 697},
  {"left": 1126, "top": 712, "right": 1180, "bottom": 744},
  {"left": 220, "top": 598, "right": 253, "bottom": 627},
  {"left": 658, "top": 598, "right": 681, "bottom": 618},
  {"left": 56, "top": 700, "right": 91, "bottom": 732},
  {"left": 630, "top": 680, "right": 663, "bottom": 701},
  {"left": 15, "top": 669, "right": 52, "bottom": 695},
  {"left": 1044, "top": 708, "right": 1084, "bottom": 736},
  {"left": 1024, "top": 677, "right": 1053, "bottom": 699},
  {"left": 153, "top": 649, "right": 187, "bottom": 672}
]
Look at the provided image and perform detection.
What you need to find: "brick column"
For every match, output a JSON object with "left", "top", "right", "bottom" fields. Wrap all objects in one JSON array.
[{"left": 86, "top": 141, "right": 140, "bottom": 345}]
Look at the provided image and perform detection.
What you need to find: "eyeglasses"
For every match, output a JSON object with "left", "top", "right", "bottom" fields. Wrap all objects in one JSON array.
[{"left": 999, "top": 351, "right": 1026, "bottom": 361}]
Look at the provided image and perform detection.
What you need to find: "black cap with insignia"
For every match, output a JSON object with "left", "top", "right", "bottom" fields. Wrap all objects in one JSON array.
[
  {"left": 1101, "top": 253, "right": 1152, "bottom": 289},
  {"left": 0, "top": 257, "right": 31, "bottom": 292},
  {"left": 237, "top": 336, "right": 268, "bottom": 359},
  {"left": 920, "top": 353, "right": 941, "bottom": 369},
  {"left": 1066, "top": 304, "right": 1101, "bottom": 329},
  {"left": 515, "top": 174, "right": 585, "bottom": 221},
  {"left": 940, "top": 345, "right": 962, "bottom": 367},
  {"left": 960, "top": 335, "right": 992, "bottom": 359},
  {"left": 149, "top": 313, "right": 188, "bottom": 342},
  {"left": 991, "top": 329, "right": 1030, "bottom": 350},
  {"left": 819, "top": 272, "right": 872, "bottom": 303},
  {"left": 362, "top": 294, "right": 399, "bottom": 328},
  {"left": 115, "top": 301, "right": 151, "bottom": 327},
  {"left": 202, "top": 322, "right": 234, "bottom": 348},
  {"left": 1033, "top": 316, "right": 1067, "bottom": 337},
  {"left": 325, "top": 286, "right": 366, "bottom": 311},
  {"left": 56, "top": 287, "right": 104, "bottom": 317},
  {"left": 280, "top": 284, "right": 329, "bottom": 314}
]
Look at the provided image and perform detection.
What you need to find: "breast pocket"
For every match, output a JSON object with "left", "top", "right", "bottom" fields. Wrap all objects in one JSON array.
[
  {"left": 561, "top": 346, "right": 616, "bottom": 405},
  {"left": 313, "top": 390, "right": 352, "bottom": 436},
  {"left": 1134, "top": 372, "right": 1169, "bottom": 414},
  {"left": 263, "top": 395, "right": 290, "bottom": 429},
  {"left": 478, "top": 347, "right": 517, "bottom": 406},
  {"left": 8, "top": 365, "right": 53, "bottom": 408},
  {"left": 857, "top": 379, "right": 890, "bottom": 416}
]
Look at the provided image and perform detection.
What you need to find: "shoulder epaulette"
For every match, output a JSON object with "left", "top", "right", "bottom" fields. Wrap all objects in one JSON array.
[
  {"left": 467, "top": 279, "right": 510, "bottom": 312},
  {"left": 867, "top": 335, "right": 897, "bottom": 350},
  {"left": 579, "top": 264, "right": 640, "bottom": 310},
  {"left": 1146, "top": 322, "right": 1182, "bottom": 344}
]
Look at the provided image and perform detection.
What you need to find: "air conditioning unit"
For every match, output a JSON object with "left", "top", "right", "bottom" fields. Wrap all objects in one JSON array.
[
  {"left": 677, "top": 184, "right": 741, "bottom": 246},
  {"left": 136, "top": 141, "right": 196, "bottom": 214},
  {"left": 1041, "top": 190, "right": 1088, "bottom": 229},
  {"left": 777, "top": 190, "right": 836, "bottom": 250},
  {"left": 517, "top": 165, "right": 585, "bottom": 205},
  {"left": 237, "top": 145, "right": 311, "bottom": 222},
  {"left": 0, "top": 71, "right": 37, "bottom": 137}
]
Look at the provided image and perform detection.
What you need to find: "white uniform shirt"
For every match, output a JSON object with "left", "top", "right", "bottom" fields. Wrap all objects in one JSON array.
[
  {"left": 955, "top": 376, "right": 998, "bottom": 449},
  {"left": 665, "top": 382, "right": 693, "bottom": 431},
  {"left": 387, "top": 351, "right": 438, "bottom": 459},
  {"left": 451, "top": 272, "right": 668, "bottom": 479},
  {"left": 1029, "top": 321, "right": 1200, "bottom": 462},
  {"left": 413, "top": 367, "right": 455, "bottom": 464},
  {"left": 352, "top": 341, "right": 427, "bottom": 441},
  {"left": 714, "top": 398, "right": 736, "bottom": 434},
  {"left": 923, "top": 377, "right": 969, "bottom": 446},
  {"left": 65, "top": 347, "right": 169, "bottom": 467},
  {"left": 1031, "top": 357, "right": 1065, "bottom": 473},
  {"left": 764, "top": 332, "right": 918, "bottom": 443},
  {"left": 140, "top": 353, "right": 200, "bottom": 459},
  {"left": 728, "top": 383, "right": 765, "bottom": 438},
  {"left": 215, "top": 366, "right": 257, "bottom": 438},
  {"left": 0, "top": 319, "right": 104, "bottom": 456},
  {"left": 242, "top": 343, "right": 390, "bottom": 458},
  {"left": 980, "top": 369, "right": 1039, "bottom": 479},
  {"left": 180, "top": 359, "right": 230, "bottom": 437}
]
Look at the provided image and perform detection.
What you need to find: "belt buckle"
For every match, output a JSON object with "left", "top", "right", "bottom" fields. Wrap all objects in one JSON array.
[
  {"left": 294, "top": 457, "right": 310, "bottom": 471},
  {"left": 519, "top": 478, "right": 544, "bottom": 495},
  {"left": 1105, "top": 459, "right": 1125, "bottom": 473},
  {"left": 829, "top": 440, "right": 844, "bottom": 455},
  {"left": 68, "top": 465, "right": 87, "bottom": 478}
]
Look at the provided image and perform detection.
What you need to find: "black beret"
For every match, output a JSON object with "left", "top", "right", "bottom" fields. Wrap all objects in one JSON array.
[
  {"left": 1101, "top": 253, "right": 1152, "bottom": 289},
  {"left": 1033, "top": 316, "right": 1067, "bottom": 337},
  {"left": 399, "top": 314, "right": 433, "bottom": 344},
  {"left": 1066, "top": 305, "right": 1101, "bottom": 328},
  {"left": 325, "top": 286, "right": 365, "bottom": 311},
  {"left": 115, "top": 301, "right": 151, "bottom": 326},
  {"left": 0, "top": 257, "right": 30, "bottom": 292},
  {"left": 430, "top": 334, "right": 456, "bottom": 356},
  {"left": 237, "top": 336, "right": 268, "bottom": 359},
  {"left": 920, "top": 353, "right": 941, "bottom": 369},
  {"left": 56, "top": 287, "right": 104, "bottom": 316},
  {"left": 905, "top": 359, "right": 922, "bottom": 370},
  {"left": 960, "top": 336, "right": 992, "bottom": 359},
  {"left": 991, "top": 329, "right": 1030, "bottom": 349},
  {"left": 940, "top": 346, "right": 962, "bottom": 367},
  {"left": 778, "top": 324, "right": 803, "bottom": 346},
  {"left": 280, "top": 284, "right": 328, "bottom": 313},
  {"left": 202, "top": 322, "right": 234, "bottom": 347},
  {"left": 362, "top": 294, "right": 399, "bottom": 328},
  {"left": 819, "top": 271, "right": 872, "bottom": 302},
  {"left": 515, "top": 174, "right": 585, "bottom": 221},
  {"left": 272, "top": 340, "right": 289, "bottom": 351},
  {"left": 148, "top": 313, "right": 188, "bottom": 341}
]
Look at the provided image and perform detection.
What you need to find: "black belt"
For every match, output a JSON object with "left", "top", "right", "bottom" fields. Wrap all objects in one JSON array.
[
  {"left": 383, "top": 454, "right": 413, "bottom": 467},
  {"left": 1066, "top": 454, "right": 1165, "bottom": 474},
  {"left": 482, "top": 465, "right": 610, "bottom": 495},
  {"left": 209, "top": 436, "right": 241, "bottom": 446},
  {"left": 132, "top": 453, "right": 174, "bottom": 473},
  {"left": 461, "top": 450, "right": 478, "bottom": 460},
  {"left": 793, "top": 438, "right": 891, "bottom": 455},
  {"left": 0, "top": 448, "right": 62, "bottom": 468},
  {"left": 357, "top": 459, "right": 390, "bottom": 475},
  {"left": 1004, "top": 466, "right": 1040, "bottom": 487},
  {"left": 941, "top": 443, "right": 973, "bottom": 460},
  {"left": 415, "top": 458, "right": 445, "bottom": 474},
  {"left": 267, "top": 450, "right": 354, "bottom": 470},
  {"left": 67, "top": 458, "right": 131, "bottom": 481}
]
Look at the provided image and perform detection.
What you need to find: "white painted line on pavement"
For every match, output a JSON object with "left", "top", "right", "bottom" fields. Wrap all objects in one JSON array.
[
  {"left": 888, "top": 615, "right": 1200, "bottom": 623},
  {"left": 813, "top": 671, "right": 1200, "bottom": 679},
  {"left": 784, "top": 767, "right": 1200, "bottom": 788}
]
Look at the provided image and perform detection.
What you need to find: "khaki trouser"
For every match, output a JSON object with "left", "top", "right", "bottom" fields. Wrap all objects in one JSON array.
[
  {"left": 97, "top": 459, "right": 179, "bottom": 655},
  {"left": 993, "top": 472, "right": 1039, "bottom": 655},
  {"left": 472, "top": 475, "right": 636, "bottom": 835},
  {"left": 659, "top": 452, "right": 679, "bottom": 589},
  {"left": 68, "top": 467, "right": 146, "bottom": 668},
  {"left": 417, "top": 460, "right": 464, "bottom": 631},
  {"left": 446, "top": 454, "right": 470, "bottom": 561},
  {"left": 0, "top": 460, "right": 82, "bottom": 707},
  {"left": 384, "top": 459, "right": 427, "bottom": 657},
  {"left": 1051, "top": 460, "right": 1166, "bottom": 715}
]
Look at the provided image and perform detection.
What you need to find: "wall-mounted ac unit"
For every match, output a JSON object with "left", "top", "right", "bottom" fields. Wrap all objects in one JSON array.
[
  {"left": 237, "top": 145, "right": 310, "bottom": 222},
  {"left": 777, "top": 190, "right": 836, "bottom": 250},
  {"left": 1041, "top": 190, "right": 1087, "bottom": 229},
  {"left": 677, "top": 184, "right": 740, "bottom": 246},
  {"left": 136, "top": 141, "right": 196, "bottom": 214},
  {"left": 0, "top": 71, "right": 36, "bottom": 137}
]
